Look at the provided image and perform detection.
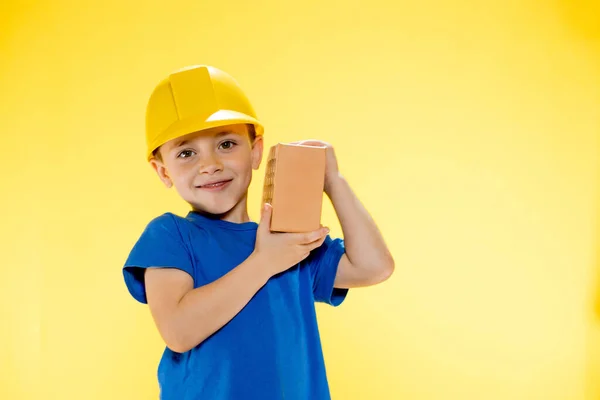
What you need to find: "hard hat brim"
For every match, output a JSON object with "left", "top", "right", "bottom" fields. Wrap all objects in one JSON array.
[{"left": 147, "top": 109, "right": 264, "bottom": 161}]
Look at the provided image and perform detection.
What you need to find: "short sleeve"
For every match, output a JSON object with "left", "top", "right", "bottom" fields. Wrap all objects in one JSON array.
[
  {"left": 122, "top": 213, "right": 194, "bottom": 304},
  {"left": 307, "top": 235, "right": 349, "bottom": 306}
]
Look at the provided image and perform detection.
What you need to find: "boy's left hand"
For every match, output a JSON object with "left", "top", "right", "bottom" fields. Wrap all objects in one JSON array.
[{"left": 289, "top": 140, "right": 340, "bottom": 195}]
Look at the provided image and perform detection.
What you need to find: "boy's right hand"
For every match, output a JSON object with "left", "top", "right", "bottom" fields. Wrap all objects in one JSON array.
[{"left": 254, "top": 203, "right": 329, "bottom": 278}]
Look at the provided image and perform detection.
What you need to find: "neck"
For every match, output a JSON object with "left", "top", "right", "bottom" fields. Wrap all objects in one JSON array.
[{"left": 190, "top": 196, "right": 253, "bottom": 224}]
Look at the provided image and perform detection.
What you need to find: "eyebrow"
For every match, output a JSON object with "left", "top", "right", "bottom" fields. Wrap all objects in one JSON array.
[
  {"left": 172, "top": 131, "right": 240, "bottom": 149},
  {"left": 173, "top": 139, "right": 189, "bottom": 149},
  {"left": 215, "top": 130, "right": 239, "bottom": 138}
]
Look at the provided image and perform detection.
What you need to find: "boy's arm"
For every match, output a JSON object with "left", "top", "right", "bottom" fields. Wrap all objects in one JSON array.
[
  {"left": 325, "top": 173, "right": 395, "bottom": 288},
  {"left": 145, "top": 252, "right": 269, "bottom": 354},
  {"left": 143, "top": 208, "right": 329, "bottom": 354}
]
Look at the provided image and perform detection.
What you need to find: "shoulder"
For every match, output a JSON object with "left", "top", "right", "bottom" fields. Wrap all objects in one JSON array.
[
  {"left": 141, "top": 212, "right": 219, "bottom": 253},
  {"left": 308, "top": 235, "right": 345, "bottom": 262},
  {"left": 128, "top": 212, "right": 199, "bottom": 253},
  {"left": 147, "top": 212, "right": 182, "bottom": 226},
  {"left": 143, "top": 212, "right": 190, "bottom": 235}
]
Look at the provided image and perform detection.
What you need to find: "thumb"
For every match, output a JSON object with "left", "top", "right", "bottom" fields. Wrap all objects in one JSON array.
[{"left": 259, "top": 203, "right": 272, "bottom": 231}]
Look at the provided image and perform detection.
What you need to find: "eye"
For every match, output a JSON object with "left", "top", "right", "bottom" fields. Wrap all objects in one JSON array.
[
  {"left": 177, "top": 149, "right": 196, "bottom": 159},
  {"left": 219, "top": 140, "right": 237, "bottom": 150}
]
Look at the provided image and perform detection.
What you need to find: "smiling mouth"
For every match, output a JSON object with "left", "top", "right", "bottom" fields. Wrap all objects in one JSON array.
[{"left": 197, "top": 179, "right": 233, "bottom": 189}]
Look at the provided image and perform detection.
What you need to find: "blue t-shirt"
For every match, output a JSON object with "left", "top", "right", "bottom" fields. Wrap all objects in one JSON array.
[{"left": 123, "top": 211, "right": 348, "bottom": 400}]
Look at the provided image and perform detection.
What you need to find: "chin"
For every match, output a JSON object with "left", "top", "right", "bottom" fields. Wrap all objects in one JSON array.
[{"left": 207, "top": 204, "right": 235, "bottom": 216}]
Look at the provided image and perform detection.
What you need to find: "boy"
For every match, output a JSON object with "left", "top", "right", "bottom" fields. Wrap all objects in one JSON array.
[{"left": 123, "top": 65, "right": 394, "bottom": 400}]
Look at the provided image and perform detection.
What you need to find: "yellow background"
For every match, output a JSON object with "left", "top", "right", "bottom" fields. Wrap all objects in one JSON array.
[{"left": 2, "top": 0, "right": 599, "bottom": 399}]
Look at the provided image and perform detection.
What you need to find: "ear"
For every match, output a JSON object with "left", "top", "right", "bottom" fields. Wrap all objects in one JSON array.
[
  {"left": 251, "top": 135, "right": 264, "bottom": 170},
  {"left": 149, "top": 158, "right": 173, "bottom": 188}
]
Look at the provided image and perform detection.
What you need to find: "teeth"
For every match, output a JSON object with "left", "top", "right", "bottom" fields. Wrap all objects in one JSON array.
[{"left": 204, "top": 181, "right": 225, "bottom": 187}]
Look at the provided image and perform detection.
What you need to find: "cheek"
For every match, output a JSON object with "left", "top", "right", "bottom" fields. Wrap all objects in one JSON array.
[
  {"left": 228, "top": 155, "right": 252, "bottom": 173},
  {"left": 169, "top": 165, "right": 193, "bottom": 185}
]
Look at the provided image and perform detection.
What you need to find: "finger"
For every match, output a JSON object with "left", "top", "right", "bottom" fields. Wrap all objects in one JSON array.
[
  {"left": 259, "top": 203, "right": 272, "bottom": 232},
  {"left": 302, "top": 234, "right": 327, "bottom": 252},
  {"left": 288, "top": 140, "right": 327, "bottom": 148},
  {"left": 312, "top": 232, "right": 329, "bottom": 246},
  {"left": 305, "top": 229, "right": 328, "bottom": 245},
  {"left": 297, "top": 140, "right": 328, "bottom": 147},
  {"left": 289, "top": 227, "right": 329, "bottom": 244}
]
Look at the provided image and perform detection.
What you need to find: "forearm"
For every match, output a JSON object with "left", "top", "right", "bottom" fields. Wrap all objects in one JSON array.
[
  {"left": 326, "top": 174, "right": 394, "bottom": 278},
  {"left": 170, "top": 252, "right": 269, "bottom": 352}
]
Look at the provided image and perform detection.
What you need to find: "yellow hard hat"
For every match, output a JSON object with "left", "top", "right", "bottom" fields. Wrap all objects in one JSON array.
[{"left": 145, "top": 65, "right": 264, "bottom": 161}]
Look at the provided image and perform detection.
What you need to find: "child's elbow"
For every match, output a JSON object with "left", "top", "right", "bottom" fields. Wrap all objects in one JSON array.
[
  {"left": 167, "top": 341, "right": 192, "bottom": 354},
  {"left": 377, "top": 255, "right": 395, "bottom": 283},
  {"left": 163, "top": 331, "right": 203, "bottom": 354},
  {"left": 166, "top": 337, "right": 199, "bottom": 354}
]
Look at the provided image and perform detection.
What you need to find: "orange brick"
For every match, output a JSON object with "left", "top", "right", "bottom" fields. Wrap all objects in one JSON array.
[{"left": 262, "top": 143, "right": 326, "bottom": 232}]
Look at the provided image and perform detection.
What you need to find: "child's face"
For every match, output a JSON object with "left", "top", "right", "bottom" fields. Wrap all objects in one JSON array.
[{"left": 150, "top": 124, "right": 263, "bottom": 216}]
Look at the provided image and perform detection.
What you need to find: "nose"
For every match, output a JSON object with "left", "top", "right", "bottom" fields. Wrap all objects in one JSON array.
[{"left": 198, "top": 151, "right": 223, "bottom": 175}]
